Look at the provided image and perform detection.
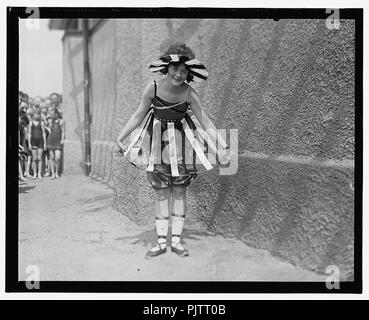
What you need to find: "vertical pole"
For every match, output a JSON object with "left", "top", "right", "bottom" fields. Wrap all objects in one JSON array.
[{"left": 82, "top": 19, "right": 91, "bottom": 176}]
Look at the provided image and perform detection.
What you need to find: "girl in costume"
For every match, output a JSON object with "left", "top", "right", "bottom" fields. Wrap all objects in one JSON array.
[{"left": 117, "top": 43, "right": 230, "bottom": 258}]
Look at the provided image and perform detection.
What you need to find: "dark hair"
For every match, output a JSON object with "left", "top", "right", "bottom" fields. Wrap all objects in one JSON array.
[
  {"left": 19, "top": 114, "right": 29, "bottom": 127},
  {"left": 49, "top": 92, "right": 60, "bottom": 98},
  {"left": 160, "top": 43, "right": 195, "bottom": 82},
  {"left": 19, "top": 106, "right": 27, "bottom": 116},
  {"left": 22, "top": 93, "right": 29, "bottom": 103}
]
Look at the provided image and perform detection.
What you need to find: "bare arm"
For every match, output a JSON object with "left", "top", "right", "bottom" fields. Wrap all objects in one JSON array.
[
  {"left": 27, "top": 124, "right": 32, "bottom": 148},
  {"left": 24, "top": 126, "right": 28, "bottom": 144},
  {"left": 116, "top": 82, "right": 154, "bottom": 149},
  {"left": 60, "top": 119, "right": 65, "bottom": 144},
  {"left": 187, "top": 87, "right": 228, "bottom": 150},
  {"left": 41, "top": 122, "right": 47, "bottom": 148},
  {"left": 46, "top": 118, "right": 52, "bottom": 133},
  {"left": 44, "top": 118, "right": 51, "bottom": 133}
]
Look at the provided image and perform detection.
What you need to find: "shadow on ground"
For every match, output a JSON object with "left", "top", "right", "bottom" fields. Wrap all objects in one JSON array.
[
  {"left": 18, "top": 184, "right": 35, "bottom": 194},
  {"left": 115, "top": 228, "right": 216, "bottom": 249}
]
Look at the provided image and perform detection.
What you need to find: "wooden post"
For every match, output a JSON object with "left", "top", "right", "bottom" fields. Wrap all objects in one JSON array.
[{"left": 82, "top": 19, "right": 91, "bottom": 176}]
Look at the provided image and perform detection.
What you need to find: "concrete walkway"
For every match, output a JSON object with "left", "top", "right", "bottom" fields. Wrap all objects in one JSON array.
[{"left": 18, "top": 175, "right": 326, "bottom": 282}]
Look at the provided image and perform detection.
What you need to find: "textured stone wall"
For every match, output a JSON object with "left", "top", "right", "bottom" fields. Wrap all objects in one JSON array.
[{"left": 62, "top": 19, "right": 355, "bottom": 279}]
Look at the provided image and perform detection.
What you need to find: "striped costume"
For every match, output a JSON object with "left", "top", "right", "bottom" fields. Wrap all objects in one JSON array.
[{"left": 123, "top": 54, "right": 221, "bottom": 187}]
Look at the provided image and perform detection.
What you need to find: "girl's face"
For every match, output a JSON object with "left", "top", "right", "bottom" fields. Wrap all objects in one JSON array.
[
  {"left": 50, "top": 108, "right": 59, "bottom": 119},
  {"left": 167, "top": 63, "right": 188, "bottom": 86},
  {"left": 34, "top": 97, "right": 42, "bottom": 106},
  {"left": 26, "top": 108, "right": 33, "bottom": 116},
  {"left": 50, "top": 94, "right": 59, "bottom": 105},
  {"left": 33, "top": 113, "right": 41, "bottom": 121}
]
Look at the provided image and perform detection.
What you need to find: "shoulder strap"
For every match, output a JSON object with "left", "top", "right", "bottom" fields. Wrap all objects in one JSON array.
[
  {"left": 185, "top": 85, "right": 191, "bottom": 102},
  {"left": 153, "top": 80, "right": 157, "bottom": 97}
]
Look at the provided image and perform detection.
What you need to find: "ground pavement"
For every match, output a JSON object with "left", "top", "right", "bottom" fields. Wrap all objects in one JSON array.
[{"left": 18, "top": 175, "right": 327, "bottom": 282}]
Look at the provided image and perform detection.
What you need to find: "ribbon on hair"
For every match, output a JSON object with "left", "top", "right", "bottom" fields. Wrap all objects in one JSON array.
[{"left": 149, "top": 54, "right": 208, "bottom": 82}]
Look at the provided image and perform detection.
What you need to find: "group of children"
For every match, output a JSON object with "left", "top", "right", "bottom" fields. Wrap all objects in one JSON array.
[{"left": 18, "top": 92, "right": 65, "bottom": 181}]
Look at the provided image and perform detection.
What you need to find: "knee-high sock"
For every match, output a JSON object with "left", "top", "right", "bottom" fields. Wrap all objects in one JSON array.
[
  {"left": 155, "top": 218, "right": 169, "bottom": 239},
  {"left": 171, "top": 216, "right": 185, "bottom": 243}
]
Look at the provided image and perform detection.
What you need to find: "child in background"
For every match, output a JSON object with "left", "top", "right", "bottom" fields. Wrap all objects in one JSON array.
[
  {"left": 46, "top": 108, "right": 65, "bottom": 179},
  {"left": 40, "top": 103, "right": 51, "bottom": 176},
  {"left": 18, "top": 108, "right": 30, "bottom": 181},
  {"left": 28, "top": 112, "right": 46, "bottom": 179},
  {"left": 23, "top": 106, "right": 34, "bottom": 177}
]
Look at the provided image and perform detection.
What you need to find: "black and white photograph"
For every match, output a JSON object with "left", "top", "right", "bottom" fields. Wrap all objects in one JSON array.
[{"left": 6, "top": 5, "right": 363, "bottom": 294}]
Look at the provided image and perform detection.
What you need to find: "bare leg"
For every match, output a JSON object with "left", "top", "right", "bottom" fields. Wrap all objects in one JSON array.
[
  {"left": 37, "top": 148, "right": 43, "bottom": 178},
  {"left": 54, "top": 150, "right": 61, "bottom": 178},
  {"left": 18, "top": 161, "right": 25, "bottom": 181},
  {"left": 25, "top": 156, "right": 31, "bottom": 177},
  {"left": 42, "top": 150, "right": 47, "bottom": 175},
  {"left": 46, "top": 153, "right": 51, "bottom": 176},
  {"left": 48, "top": 150, "right": 56, "bottom": 178},
  {"left": 31, "top": 149, "right": 37, "bottom": 178}
]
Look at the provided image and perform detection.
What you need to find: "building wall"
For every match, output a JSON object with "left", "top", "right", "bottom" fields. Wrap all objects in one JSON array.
[
  {"left": 62, "top": 33, "right": 85, "bottom": 174},
  {"left": 62, "top": 19, "right": 355, "bottom": 279},
  {"left": 89, "top": 20, "right": 117, "bottom": 181}
]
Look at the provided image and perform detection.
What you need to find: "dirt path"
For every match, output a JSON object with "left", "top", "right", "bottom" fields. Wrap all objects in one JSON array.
[{"left": 18, "top": 175, "right": 326, "bottom": 282}]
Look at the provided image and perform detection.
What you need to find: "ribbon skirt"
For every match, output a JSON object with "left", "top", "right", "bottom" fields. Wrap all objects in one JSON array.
[{"left": 123, "top": 109, "right": 219, "bottom": 177}]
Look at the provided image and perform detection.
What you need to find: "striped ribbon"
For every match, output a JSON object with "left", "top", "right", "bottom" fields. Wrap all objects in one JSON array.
[
  {"left": 187, "top": 112, "right": 218, "bottom": 154},
  {"left": 146, "top": 118, "right": 161, "bottom": 172},
  {"left": 149, "top": 54, "right": 208, "bottom": 82},
  {"left": 182, "top": 119, "right": 213, "bottom": 171},
  {"left": 167, "top": 122, "right": 180, "bottom": 176},
  {"left": 124, "top": 109, "right": 153, "bottom": 158}
]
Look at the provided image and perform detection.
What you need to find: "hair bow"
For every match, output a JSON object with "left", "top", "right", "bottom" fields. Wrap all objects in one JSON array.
[{"left": 149, "top": 54, "right": 208, "bottom": 82}]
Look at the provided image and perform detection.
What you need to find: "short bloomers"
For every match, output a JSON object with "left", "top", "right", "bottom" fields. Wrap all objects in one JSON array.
[{"left": 146, "top": 164, "right": 197, "bottom": 189}]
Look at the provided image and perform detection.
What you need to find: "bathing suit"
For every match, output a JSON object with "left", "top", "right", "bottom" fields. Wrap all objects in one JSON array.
[
  {"left": 19, "top": 118, "right": 30, "bottom": 156},
  {"left": 30, "top": 121, "right": 44, "bottom": 149},
  {"left": 46, "top": 119, "right": 62, "bottom": 150}
]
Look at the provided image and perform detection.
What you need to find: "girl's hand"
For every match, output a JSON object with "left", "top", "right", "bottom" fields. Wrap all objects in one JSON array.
[
  {"left": 60, "top": 140, "right": 64, "bottom": 146},
  {"left": 43, "top": 144, "right": 47, "bottom": 151},
  {"left": 28, "top": 143, "right": 32, "bottom": 150},
  {"left": 117, "top": 138, "right": 125, "bottom": 150},
  {"left": 116, "top": 140, "right": 127, "bottom": 156}
]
